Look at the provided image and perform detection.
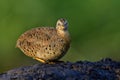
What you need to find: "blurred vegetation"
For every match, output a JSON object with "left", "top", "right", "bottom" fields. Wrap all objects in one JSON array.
[{"left": 0, "top": 0, "right": 120, "bottom": 72}]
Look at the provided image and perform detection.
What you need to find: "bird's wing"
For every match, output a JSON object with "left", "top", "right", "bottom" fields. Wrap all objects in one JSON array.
[{"left": 16, "top": 27, "right": 56, "bottom": 48}]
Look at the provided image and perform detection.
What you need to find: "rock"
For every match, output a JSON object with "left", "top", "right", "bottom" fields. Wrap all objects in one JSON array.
[{"left": 0, "top": 58, "right": 120, "bottom": 80}]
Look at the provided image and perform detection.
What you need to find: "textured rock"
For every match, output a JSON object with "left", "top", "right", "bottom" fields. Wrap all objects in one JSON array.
[{"left": 0, "top": 58, "right": 120, "bottom": 80}]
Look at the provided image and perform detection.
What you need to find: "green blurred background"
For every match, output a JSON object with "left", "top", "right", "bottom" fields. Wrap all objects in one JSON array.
[{"left": 0, "top": 0, "right": 120, "bottom": 73}]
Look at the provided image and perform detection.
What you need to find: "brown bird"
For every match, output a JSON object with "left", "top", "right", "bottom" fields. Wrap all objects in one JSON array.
[{"left": 16, "top": 18, "right": 71, "bottom": 63}]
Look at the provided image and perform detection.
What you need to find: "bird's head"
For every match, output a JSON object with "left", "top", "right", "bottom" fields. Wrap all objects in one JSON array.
[{"left": 56, "top": 18, "right": 68, "bottom": 31}]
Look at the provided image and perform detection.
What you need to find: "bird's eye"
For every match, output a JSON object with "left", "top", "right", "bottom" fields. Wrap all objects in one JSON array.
[{"left": 57, "top": 23, "right": 61, "bottom": 26}]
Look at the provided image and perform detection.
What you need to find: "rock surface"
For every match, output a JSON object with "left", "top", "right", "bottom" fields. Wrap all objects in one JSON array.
[{"left": 0, "top": 58, "right": 120, "bottom": 80}]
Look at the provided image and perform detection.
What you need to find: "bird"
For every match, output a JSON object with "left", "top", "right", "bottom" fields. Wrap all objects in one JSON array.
[{"left": 16, "top": 18, "right": 71, "bottom": 63}]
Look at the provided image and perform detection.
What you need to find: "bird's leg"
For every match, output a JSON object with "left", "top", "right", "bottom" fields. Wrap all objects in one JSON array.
[{"left": 34, "top": 57, "right": 46, "bottom": 63}]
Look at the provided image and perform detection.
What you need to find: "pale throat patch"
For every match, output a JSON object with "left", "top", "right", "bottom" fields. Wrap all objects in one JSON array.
[{"left": 57, "top": 29, "right": 69, "bottom": 40}]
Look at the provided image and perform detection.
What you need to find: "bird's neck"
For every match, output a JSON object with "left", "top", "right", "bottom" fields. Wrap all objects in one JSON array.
[{"left": 57, "top": 30, "right": 70, "bottom": 42}]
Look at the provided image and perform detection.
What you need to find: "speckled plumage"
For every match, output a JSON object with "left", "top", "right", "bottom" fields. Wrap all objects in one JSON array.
[{"left": 16, "top": 18, "right": 70, "bottom": 63}]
